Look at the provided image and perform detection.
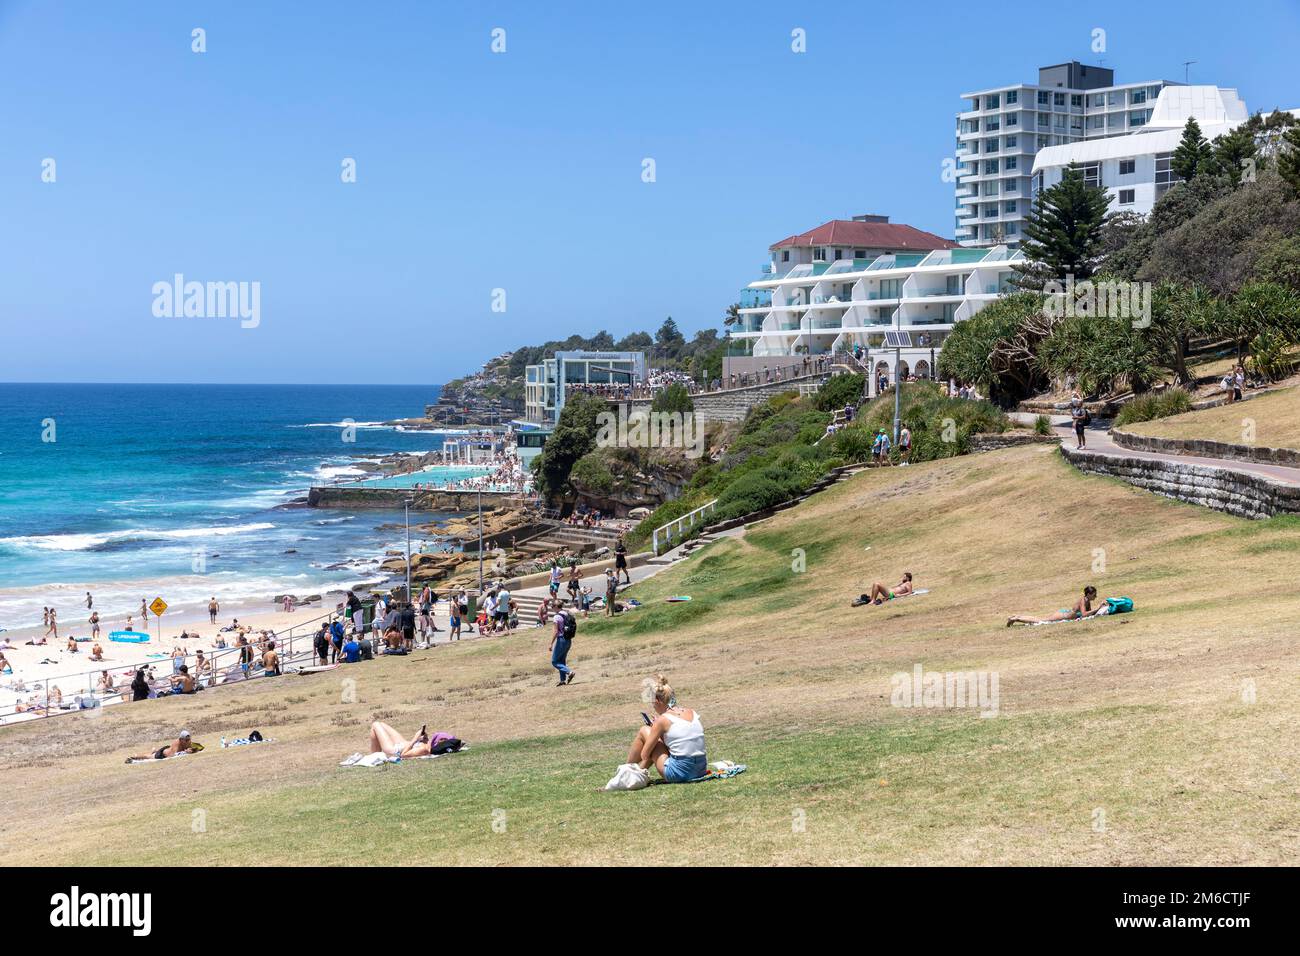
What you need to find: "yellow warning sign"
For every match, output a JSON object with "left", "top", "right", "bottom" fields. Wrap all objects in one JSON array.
[{"left": 149, "top": 597, "right": 168, "bottom": 617}]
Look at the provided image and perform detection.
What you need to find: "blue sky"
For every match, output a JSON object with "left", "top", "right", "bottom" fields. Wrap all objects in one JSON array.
[{"left": 2, "top": 0, "right": 1297, "bottom": 384}]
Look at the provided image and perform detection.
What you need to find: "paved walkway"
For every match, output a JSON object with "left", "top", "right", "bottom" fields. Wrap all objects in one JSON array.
[{"left": 1054, "top": 421, "right": 1300, "bottom": 487}]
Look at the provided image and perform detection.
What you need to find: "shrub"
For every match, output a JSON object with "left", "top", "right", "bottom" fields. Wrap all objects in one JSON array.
[
  {"left": 1247, "top": 328, "right": 1296, "bottom": 382},
  {"left": 814, "top": 372, "right": 864, "bottom": 411},
  {"left": 1034, "top": 414, "right": 1052, "bottom": 436},
  {"left": 1113, "top": 388, "right": 1194, "bottom": 427},
  {"left": 651, "top": 382, "right": 694, "bottom": 415}
]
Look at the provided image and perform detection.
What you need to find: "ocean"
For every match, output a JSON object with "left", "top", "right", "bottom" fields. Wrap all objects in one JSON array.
[{"left": 0, "top": 383, "right": 481, "bottom": 630}]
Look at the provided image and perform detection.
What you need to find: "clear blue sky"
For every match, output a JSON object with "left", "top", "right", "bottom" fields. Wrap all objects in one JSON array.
[{"left": 2, "top": 0, "right": 1296, "bottom": 384}]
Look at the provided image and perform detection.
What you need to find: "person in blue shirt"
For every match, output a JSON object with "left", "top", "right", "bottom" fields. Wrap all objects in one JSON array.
[{"left": 341, "top": 636, "right": 361, "bottom": 663}]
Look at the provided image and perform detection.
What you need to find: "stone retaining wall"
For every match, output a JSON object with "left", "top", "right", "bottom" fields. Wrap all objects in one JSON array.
[
  {"left": 1059, "top": 446, "right": 1300, "bottom": 519},
  {"left": 306, "top": 485, "right": 521, "bottom": 511},
  {"left": 1111, "top": 429, "right": 1300, "bottom": 467},
  {"left": 969, "top": 432, "right": 1058, "bottom": 453}
]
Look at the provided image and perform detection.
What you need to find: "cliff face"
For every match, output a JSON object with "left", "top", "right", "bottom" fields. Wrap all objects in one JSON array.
[{"left": 567, "top": 446, "right": 698, "bottom": 516}]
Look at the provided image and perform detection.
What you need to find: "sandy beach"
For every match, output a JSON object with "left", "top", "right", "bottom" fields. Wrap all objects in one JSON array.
[{"left": 0, "top": 591, "right": 357, "bottom": 723}]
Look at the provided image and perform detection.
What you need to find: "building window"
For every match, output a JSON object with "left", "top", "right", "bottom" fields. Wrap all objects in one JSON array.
[
  {"left": 1088, "top": 93, "right": 1105, "bottom": 108},
  {"left": 1118, "top": 189, "right": 1135, "bottom": 205},
  {"left": 1004, "top": 156, "right": 1018, "bottom": 170},
  {"left": 782, "top": 250, "right": 790, "bottom": 262},
  {"left": 1005, "top": 222, "right": 1018, "bottom": 235},
  {"left": 1088, "top": 115, "right": 1105, "bottom": 129},
  {"left": 1038, "top": 135, "right": 1050, "bottom": 149},
  {"left": 834, "top": 249, "right": 842, "bottom": 260},
  {"left": 1037, "top": 90, "right": 1050, "bottom": 105},
  {"left": 1038, "top": 111, "right": 1051, "bottom": 129},
  {"left": 1004, "top": 200, "right": 1017, "bottom": 214},
  {"left": 1108, "top": 113, "right": 1124, "bottom": 129},
  {"left": 1108, "top": 91, "right": 1121, "bottom": 107},
  {"left": 1129, "top": 110, "right": 1148, "bottom": 128},
  {"left": 1154, "top": 151, "right": 1182, "bottom": 198},
  {"left": 813, "top": 248, "right": 826, "bottom": 261},
  {"left": 1081, "top": 162, "right": 1102, "bottom": 189},
  {"left": 984, "top": 159, "right": 999, "bottom": 174},
  {"left": 1119, "top": 158, "right": 1136, "bottom": 175},
  {"left": 1130, "top": 88, "right": 1147, "bottom": 105},
  {"left": 1003, "top": 178, "right": 1017, "bottom": 193},
  {"left": 1005, "top": 135, "right": 1017, "bottom": 148},
  {"left": 1005, "top": 112, "right": 1018, "bottom": 127},
  {"left": 986, "top": 139, "right": 999, "bottom": 153},
  {"left": 854, "top": 249, "right": 865, "bottom": 258},
  {"left": 1053, "top": 92, "right": 1066, "bottom": 107},
  {"left": 1006, "top": 90, "right": 1018, "bottom": 104},
  {"left": 1070, "top": 94, "right": 1083, "bottom": 108},
  {"left": 987, "top": 118, "right": 1000, "bottom": 131},
  {"left": 987, "top": 93, "right": 1000, "bottom": 109}
]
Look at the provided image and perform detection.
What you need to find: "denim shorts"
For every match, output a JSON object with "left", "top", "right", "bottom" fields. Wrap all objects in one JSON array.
[{"left": 662, "top": 753, "right": 708, "bottom": 783}]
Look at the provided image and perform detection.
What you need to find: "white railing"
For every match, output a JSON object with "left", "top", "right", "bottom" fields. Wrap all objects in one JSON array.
[{"left": 652, "top": 499, "right": 718, "bottom": 555}]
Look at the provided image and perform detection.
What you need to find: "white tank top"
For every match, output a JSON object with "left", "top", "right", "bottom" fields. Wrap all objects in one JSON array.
[{"left": 663, "top": 710, "right": 705, "bottom": 757}]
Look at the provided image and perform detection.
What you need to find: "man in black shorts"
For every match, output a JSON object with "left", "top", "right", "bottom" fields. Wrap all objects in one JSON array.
[
  {"left": 399, "top": 601, "right": 416, "bottom": 652},
  {"left": 614, "top": 536, "right": 630, "bottom": 584}
]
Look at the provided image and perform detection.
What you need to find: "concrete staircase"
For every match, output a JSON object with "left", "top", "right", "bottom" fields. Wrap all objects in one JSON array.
[{"left": 513, "top": 521, "right": 622, "bottom": 557}]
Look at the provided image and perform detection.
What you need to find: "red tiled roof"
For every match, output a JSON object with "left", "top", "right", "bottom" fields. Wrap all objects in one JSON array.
[{"left": 770, "top": 220, "right": 958, "bottom": 252}]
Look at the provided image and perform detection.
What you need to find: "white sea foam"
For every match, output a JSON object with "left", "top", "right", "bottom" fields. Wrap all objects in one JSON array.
[{"left": 0, "top": 523, "right": 277, "bottom": 553}]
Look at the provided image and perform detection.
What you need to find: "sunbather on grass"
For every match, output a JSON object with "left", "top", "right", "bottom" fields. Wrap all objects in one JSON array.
[
  {"left": 1006, "top": 586, "right": 1100, "bottom": 627},
  {"left": 125, "top": 730, "right": 203, "bottom": 762},
  {"left": 366, "top": 721, "right": 458, "bottom": 758},
  {"left": 852, "top": 572, "right": 914, "bottom": 606}
]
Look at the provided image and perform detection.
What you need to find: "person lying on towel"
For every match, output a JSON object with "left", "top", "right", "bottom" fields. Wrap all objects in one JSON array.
[
  {"left": 1006, "top": 585, "right": 1103, "bottom": 627},
  {"left": 125, "top": 729, "right": 204, "bottom": 763},
  {"left": 366, "top": 721, "right": 463, "bottom": 758},
  {"left": 852, "top": 572, "right": 914, "bottom": 606},
  {"left": 627, "top": 674, "right": 708, "bottom": 784}
]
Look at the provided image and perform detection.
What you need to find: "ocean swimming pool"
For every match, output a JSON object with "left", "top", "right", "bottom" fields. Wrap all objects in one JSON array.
[{"left": 354, "top": 464, "right": 497, "bottom": 489}]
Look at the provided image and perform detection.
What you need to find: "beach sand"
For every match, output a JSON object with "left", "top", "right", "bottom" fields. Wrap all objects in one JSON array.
[{"left": 0, "top": 595, "right": 351, "bottom": 722}]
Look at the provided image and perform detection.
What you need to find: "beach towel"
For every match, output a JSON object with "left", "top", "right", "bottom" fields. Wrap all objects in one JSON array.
[
  {"left": 339, "top": 745, "right": 469, "bottom": 767},
  {"left": 665, "top": 596, "right": 692, "bottom": 603},
  {"left": 689, "top": 761, "right": 748, "bottom": 782},
  {"left": 125, "top": 751, "right": 194, "bottom": 765},
  {"left": 604, "top": 763, "right": 650, "bottom": 791},
  {"left": 221, "top": 736, "right": 274, "bottom": 748}
]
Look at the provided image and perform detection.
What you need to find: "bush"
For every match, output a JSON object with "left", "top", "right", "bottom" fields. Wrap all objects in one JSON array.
[
  {"left": 852, "top": 381, "right": 1008, "bottom": 461},
  {"left": 814, "top": 372, "right": 864, "bottom": 411},
  {"left": 1034, "top": 414, "right": 1052, "bottom": 436},
  {"left": 1247, "top": 328, "right": 1296, "bottom": 382},
  {"left": 714, "top": 469, "right": 805, "bottom": 522},
  {"left": 1113, "top": 388, "right": 1194, "bottom": 427},
  {"left": 651, "top": 382, "right": 694, "bottom": 415}
]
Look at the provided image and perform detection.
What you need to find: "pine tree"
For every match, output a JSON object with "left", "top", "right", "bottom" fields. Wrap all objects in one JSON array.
[
  {"left": 1013, "top": 164, "right": 1111, "bottom": 291},
  {"left": 1210, "top": 126, "right": 1258, "bottom": 185},
  {"left": 1278, "top": 124, "right": 1300, "bottom": 196},
  {"left": 1171, "top": 118, "right": 1213, "bottom": 182}
]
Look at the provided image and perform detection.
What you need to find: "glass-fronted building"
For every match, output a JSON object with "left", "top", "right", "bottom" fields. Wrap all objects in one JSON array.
[{"left": 524, "top": 350, "right": 647, "bottom": 424}]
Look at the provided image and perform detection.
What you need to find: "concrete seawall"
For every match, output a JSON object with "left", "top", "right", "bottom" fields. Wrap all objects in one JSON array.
[
  {"left": 1060, "top": 445, "right": 1300, "bottom": 519},
  {"left": 307, "top": 485, "right": 523, "bottom": 511}
]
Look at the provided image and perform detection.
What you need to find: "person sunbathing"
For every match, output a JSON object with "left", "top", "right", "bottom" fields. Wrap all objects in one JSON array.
[
  {"left": 90, "top": 642, "right": 104, "bottom": 661},
  {"left": 365, "top": 721, "right": 460, "bottom": 758},
  {"left": 627, "top": 674, "right": 708, "bottom": 784},
  {"left": 0, "top": 651, "right": 10, "bottom": 673},
  {"left": 1006, "top": 586, "right": 1100, "bottom": 627},
  {"left": 125, "top": 730, "right": 203, "bottom": 762},
  {"left": 66, "top": 636, "right": 79, "bottom": 653},
  {"left": 852, "top": 573, "right": 915, "bottom": 606}
]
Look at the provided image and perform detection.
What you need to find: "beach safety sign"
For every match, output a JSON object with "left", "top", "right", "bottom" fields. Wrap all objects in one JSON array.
[{"left": 149, "top": 597, "right": 168, "bottom": 617}]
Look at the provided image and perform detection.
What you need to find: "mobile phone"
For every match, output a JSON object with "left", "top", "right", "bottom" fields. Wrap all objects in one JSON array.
[{"left": 641, "top": 712, "right": 653, "bottom": 726}]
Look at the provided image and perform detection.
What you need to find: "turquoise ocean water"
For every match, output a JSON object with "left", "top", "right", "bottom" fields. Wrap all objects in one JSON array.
[{"left": 0, "top": 383, "right": 482, "bottom": 629}]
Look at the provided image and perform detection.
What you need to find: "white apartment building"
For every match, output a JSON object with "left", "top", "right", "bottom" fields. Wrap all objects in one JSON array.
[
  {"left": 524, "top": 350, "right": 647, "bottom": 424},
  {"left": 729, "top": 218, "right": 1026, "bottom": 396},
  {"left": 957, "top": 61, "right": 1179, "bottom": 246},
  {"left": 1032, "top": 85, "right": 1251, "bottom": 217}
]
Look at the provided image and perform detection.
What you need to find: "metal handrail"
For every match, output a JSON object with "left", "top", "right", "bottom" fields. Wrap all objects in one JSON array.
[{"left": 651, "top": 499, "right": 719, "bottom": 555}]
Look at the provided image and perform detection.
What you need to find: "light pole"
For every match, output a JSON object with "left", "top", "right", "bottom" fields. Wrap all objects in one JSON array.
[
  {"left": 404, "top": 498, "right": 413, "bottom": 603},
  {"left": 477, "top": 489, "right": 484, "bottom": 595}
]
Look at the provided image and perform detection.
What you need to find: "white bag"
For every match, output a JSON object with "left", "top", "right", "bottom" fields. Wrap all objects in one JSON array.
[{"left": 604, "top": 762, "right": 650, "bottom": 791}]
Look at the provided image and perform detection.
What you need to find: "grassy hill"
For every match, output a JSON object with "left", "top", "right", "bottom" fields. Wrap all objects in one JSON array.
[
  {"left": 4, "top": 444, "right": 1298, "bottom": 865},
  {"left": 1124, "top": 385, "right": 1300, "bottom": 451}
]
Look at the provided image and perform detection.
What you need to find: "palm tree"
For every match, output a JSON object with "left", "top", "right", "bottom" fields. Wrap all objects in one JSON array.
[{"left": 723, "top": 302, "right": 742, "bottom": 328}]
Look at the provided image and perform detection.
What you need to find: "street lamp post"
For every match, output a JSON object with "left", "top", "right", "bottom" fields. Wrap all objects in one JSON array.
[
  {"left": 404, "top": 498, "right": 413, "bottom": 603},
  {"left": 477, "top": 489, "right": 484, "bottom": 595}
]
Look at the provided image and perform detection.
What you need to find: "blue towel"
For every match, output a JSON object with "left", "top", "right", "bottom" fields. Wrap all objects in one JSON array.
[{"left": 689, "top": 763, "right": 747, "bottom": 783}]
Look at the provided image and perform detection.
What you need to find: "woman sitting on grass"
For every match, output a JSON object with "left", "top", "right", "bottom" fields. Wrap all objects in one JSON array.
[
  {"left": 1006, "top": 585, "right": 1100, "bottom": 627},
  {"left": 627, "top": 674, "right": 707, "bottom": 784},
  {"left": 852, "top": 572, "right": 914, "bottom": 606},
  {"left": 366, "top": 721, "right": 460, "bottom": 758}
]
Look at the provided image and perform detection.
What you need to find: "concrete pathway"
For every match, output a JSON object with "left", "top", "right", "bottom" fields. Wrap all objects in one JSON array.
[{"left": 1054, "top": 421, "right": 1300, "bottom": 487}]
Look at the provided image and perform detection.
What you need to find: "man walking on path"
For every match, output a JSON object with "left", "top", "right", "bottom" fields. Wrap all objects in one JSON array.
[
  {"left": 615, "top": 536, "right": 630, "bottom": 584},
  {"left": 548, "top": 603, "right": 575, "bottom": 686}
]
